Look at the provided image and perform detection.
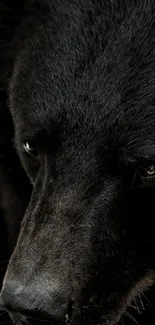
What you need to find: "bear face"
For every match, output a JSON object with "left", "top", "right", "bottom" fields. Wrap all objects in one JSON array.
[{"left": 1, "top": 1, "right": 155, "bottom": 325}]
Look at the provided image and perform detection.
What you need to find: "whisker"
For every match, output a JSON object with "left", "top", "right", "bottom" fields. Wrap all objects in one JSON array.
[
  {"left": 125, "top": 310, "right": 139, "bottom": 325},
  {"left": 133, "top": 297, "right": 140, "bottom": 313},
  {"left": 140, "top": 291, "right": 151, "bottom": 306},
  {"left": 138, "top": 294, "right": 145, "bottom": 310}
]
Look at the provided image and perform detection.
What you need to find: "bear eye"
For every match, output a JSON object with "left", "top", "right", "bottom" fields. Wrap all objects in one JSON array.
[
  {"left": 23, "top": 141, "right": 38, "bottom": 157},
  {"left": 122, "top": 164, "right": 155, "bottom": 191},
  {"left": 146, "top": 165, "right": 155, "bottom": 177}
]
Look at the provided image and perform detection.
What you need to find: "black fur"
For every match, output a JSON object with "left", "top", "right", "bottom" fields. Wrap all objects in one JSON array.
[{"left": 1, "top": 1, "right": 155, "bottom": 324}]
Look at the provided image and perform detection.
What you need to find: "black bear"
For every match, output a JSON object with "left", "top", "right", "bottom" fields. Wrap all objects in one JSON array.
[{"left": 1, "top": 1, "right": 155, "bottom": 325}]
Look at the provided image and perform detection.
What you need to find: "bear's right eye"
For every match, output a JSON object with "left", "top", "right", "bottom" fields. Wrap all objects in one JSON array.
[
  {"left": 122, "top": 164, "right": 155, "bottom": 191},
  {"left": 23, "top": 141, "right": 38, "bottom": 158},
  {"left": 146, "top": 165, "right": 155, "bottom": 177}
]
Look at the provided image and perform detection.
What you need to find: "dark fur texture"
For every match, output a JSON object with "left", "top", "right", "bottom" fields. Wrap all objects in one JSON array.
[{"left": 1, "top": 1, "right": 155, "bottom": 324}]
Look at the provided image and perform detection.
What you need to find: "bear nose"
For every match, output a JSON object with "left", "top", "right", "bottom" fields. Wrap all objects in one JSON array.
[{"left": 0, "top": 282, "right": 73, "bottom": 324}]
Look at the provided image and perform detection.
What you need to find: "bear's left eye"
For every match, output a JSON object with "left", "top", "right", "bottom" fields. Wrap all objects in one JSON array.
[
  {"left": 122, "top": 164, "right": 155, "bottom": 191},
  {"left": 137, "top": 165, "right": 155, "bottom": 189},
  {"left": 146, "top": 165, "right": 155, "bottom": 177},
  {"left": 135, "top": 164, "right": 155, "bottom": 189},
  {"left": 23, "top": 141, "right": 38, "bottom": 157}
]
